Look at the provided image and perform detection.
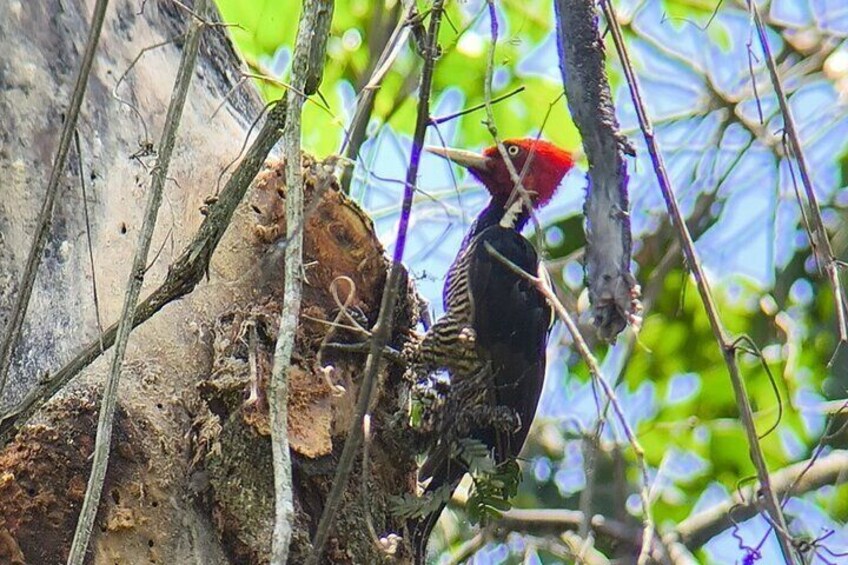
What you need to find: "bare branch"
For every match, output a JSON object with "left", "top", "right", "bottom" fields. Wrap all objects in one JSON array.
[
  {"left": 340, "top": 0, "right": 414, "bottom": 193},
  {"left": 599, "top": 1, "right": 798, "bottom": 562},
  {"left": 499, "top": 508, "right": 641, "bottom": 547},
  {"left": 67, "top": 2, "right": 209, "bottom": 562},
  {"left": 430, "top": 86, "right": 526, "bottom": 126},
  {"left": 482, "top": 0, "right": 538, "bottom": 235},
  {"left": 269, "top": 1, "right": 334, "bottom": 563},
  {"left": 674, "top": 450, "right": 848, "bottom": 550},
  {"left": 0, "top": 0, "right": 110, "bottom": 399},
  {"left": 494, "top": 450, "right": 848, "bottom": 558},
  {"left": 306, "top": 2, "right": 446, "bottom": 562},
  {"left": 73, "top": 131, "right": 105, "bottom": 349},
  {"left": 444, "top": 531, "right": 489, "bottom": 565}
]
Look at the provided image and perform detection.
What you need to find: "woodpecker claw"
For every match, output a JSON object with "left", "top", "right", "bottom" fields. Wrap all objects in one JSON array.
[{"left": 458, "top": 326, "right": 477, "bottom": 344}]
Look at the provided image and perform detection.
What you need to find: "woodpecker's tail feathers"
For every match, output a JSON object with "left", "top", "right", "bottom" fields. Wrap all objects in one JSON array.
[{"left": 408, "top": 499, "right": 448, "bottom": 565}]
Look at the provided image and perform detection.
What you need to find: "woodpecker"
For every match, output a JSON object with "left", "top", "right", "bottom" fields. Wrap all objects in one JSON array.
[{"left": 409, "top": 138, "right": 575, "bottom": 562}]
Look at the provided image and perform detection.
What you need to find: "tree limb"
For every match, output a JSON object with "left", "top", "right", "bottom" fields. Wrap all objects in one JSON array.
[
  {"left": 492, "top": 450, "right": 848, "bottom": 559},
  {"left": 674, "top": 449, "right": 848, "bottom": 550},
  {"left": 340, "top": 0, "right": 413, "bottom": 194},
  {"left": 269, "top": 1, "right": 334, "bottom": 563},
  {"left": 554, "top": 0, "right": 641, "bottom": 342},
  {"left": 748, "top": 1, "right": 848, "bottom": 348}
]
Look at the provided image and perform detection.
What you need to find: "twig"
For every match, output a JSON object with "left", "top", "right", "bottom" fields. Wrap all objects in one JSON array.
[
  {"left": 499, "top": 452, "right": 848, "bottom": 556},
  {"left": 748, "top": 1, "right": 848, "bottom": 345},
  {"left": 305, "top": 2, "right": 446, "bottom": 562},
  {"left": 268, "top": 2, "right": 333, "bottom": 563},
  {"left": 444, "top": 531, "right": 488, "bottom": 565},
  {"left": 482, "top": 1, "right": 537, "bottom": 232},
  {"left": 74, "top": 131, "right": 105, "bottom": 349},
  {"left": 578, "top": 433, "right": 598, "bottom": 540},
  {"left": 429, "top": 86, "right": 526, "bottom": 125},
  {"left": 340, "top": 0, "right": 415, "bottom": 193},
  {"left": 112, "top": 35, "right": 187, "bottom": 147},
  {"left": 360, "top": 414, "right": 392, "bottom": 553},
  {"left": 497, "top": 508, "right": 644, "bottom": 551},
  {"left": 599, "top": 1, "right": 798, "bottom": 563},
  {"left": 0, "top": 0, "right": 110, "bottom": 399},
  {"left": 0, "top": 26, "right": 288, "bottom": 450},
  {"left": 781, "top": 401, "right": 848, "bottom": 507},
  {"left": 482, "top": 242, "right": 659, "bottom": 565},
  {"left": 496, "top": 508, "right": 678, "bottom": 563},
  {"left": 66, "top": 2, "right": 208, "bottom": 562}
]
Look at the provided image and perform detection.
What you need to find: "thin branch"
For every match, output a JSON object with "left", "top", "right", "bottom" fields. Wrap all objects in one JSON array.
[
  {"left": 578, "top": 433, "right": 598, "bottom": 540},
  {"left": 340, "top": 0, "right": 414, "bottom": 193},
  {"left": 0, "top": 43, "right": 288, "bottom": 451},
  {"left": 269, "top": 1, "right": 334, "bottom": 563},
  {"left": 497, "top": 451, "right": 848, "bottom": 557},
  {"left": 779, "top": 402, "right": 848, "bottom": 518},
  {"left": 748, "top": 1, "right": 848, "bottom": 345},
  {"left": 599, "top": 1, "right": 797, "bottom": 562},
  {"left": 497, "top": 508, "right": 643, "bottom": 551},
  {"left": 445, "top": 531, "right": 489, "bottom": 565},
  {"left": 74, "top": 131, "right": 105, "bottom": 349},
  {"left": 67, "top": 2, "right": 208, "bottom": 562},
  {"left": 0, "top": 0, "right": 110, "bottom": 399},
  {"left": 112, "top": 35, "right": 186, "bottom": 148},
  {"left": 305, "top": 2, "right": 446, "bottom": 562},
  {"left": 429, "top": 86, "right": 525, "bottom": 126},
  {"left": 482, "top": 0, "right": 536, "bottom": 232}
]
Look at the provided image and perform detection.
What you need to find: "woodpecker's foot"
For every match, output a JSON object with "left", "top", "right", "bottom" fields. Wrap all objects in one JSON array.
[
  {"left": 458, "top": 326, "right": 477, "bottom": 345},
  {"left": 400, "top": 330, "right": 425, "bottom": 365},
  {"left": 409, "top": 371, "right": 450, "bottom": 434},
  {"left": 325, "top": 304, "right": 370, "bottom": 335},
  {"left": 344, "top": 305, "right": 370, "bottom": 329}
]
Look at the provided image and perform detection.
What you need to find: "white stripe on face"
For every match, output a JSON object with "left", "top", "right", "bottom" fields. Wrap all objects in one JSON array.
[{"left": 499, "top": 198, "right": 524, "bottom": 229}]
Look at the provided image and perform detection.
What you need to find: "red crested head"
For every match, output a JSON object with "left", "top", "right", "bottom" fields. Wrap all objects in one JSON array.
[{"left": 427, "top": 138, "right": 574, "bottom": 208}]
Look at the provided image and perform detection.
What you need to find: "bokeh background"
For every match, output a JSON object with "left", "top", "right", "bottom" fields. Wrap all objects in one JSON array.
[{"left": 214, "top": 1, "right": 848, "bottom": 562}]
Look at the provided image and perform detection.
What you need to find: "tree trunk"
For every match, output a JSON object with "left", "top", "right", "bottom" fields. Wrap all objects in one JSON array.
[{"left": 0, "top": 1, "right": 418, "bottom": 563}]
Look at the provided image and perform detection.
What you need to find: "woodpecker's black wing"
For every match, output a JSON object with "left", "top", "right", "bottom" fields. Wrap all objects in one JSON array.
[
  {"left": 465, "top": 225, "right": 550, "bottom": 462},
  {"left": 418, "top": 225, "right": 550, "bottom": 486},
  {"left": 412, "top": 226, "right": 551, "bottom": 563}
]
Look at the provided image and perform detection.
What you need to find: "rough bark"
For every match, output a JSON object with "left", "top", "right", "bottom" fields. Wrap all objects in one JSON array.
[
  {"left": 0, "top": 1, "right": 418, "bottom": 562},
  {"left": 555, "top": 0, "right": 641, "bottom": 341}
]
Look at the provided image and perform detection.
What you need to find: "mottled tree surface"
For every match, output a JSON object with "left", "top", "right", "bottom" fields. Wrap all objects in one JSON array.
[
  {"left": 0, "top": 1, "right": 417, "bottom": 563},
  {"left": 556, "top": 0, "right": 641, "bottom": 341}
]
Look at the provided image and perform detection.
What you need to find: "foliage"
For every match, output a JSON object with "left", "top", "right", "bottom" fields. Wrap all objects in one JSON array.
[{"left": 215, "top": 0, "right": 848, "bottom": 563}]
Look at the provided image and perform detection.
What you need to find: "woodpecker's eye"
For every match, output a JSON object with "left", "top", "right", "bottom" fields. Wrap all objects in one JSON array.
[{"left": 507, "top": 145, "right": 520, "bottom": 156}]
